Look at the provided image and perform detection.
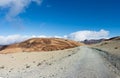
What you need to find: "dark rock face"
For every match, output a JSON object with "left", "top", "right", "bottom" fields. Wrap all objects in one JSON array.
[
  {"left": 0, "top": 45, "right": 8, "bottom": 51},
  {"left": 82, "top": 36, "right": 120, "bottom": 45},
  {"left": 82, "top": 39, "right": 105, "bottom": 45},
  {"left": 105, "top": 36, "right": 120, "bottom": 41}
]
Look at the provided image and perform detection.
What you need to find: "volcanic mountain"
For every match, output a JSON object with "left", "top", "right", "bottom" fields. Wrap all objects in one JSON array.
[{"left": 0, "top": 38, "right": 83, "bottom": 54}]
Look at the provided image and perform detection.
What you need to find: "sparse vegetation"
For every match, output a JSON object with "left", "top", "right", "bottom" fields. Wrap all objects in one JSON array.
[
  {"left": 26, "top": 65, "right": 30, "bottom": 68},
  {"left": 100, "top": 42, "right": 108, "bottom": 46},
  {"left": 46, "top": 62, "right": 52, "bottom": 65},
  {"left": 115, "top": 47, "right": 118, "bottom": 49},
  {"left": 33, "top": 61, "right": 36, "bottom": 63},
  {"left": 0, "top": 66, "right": 5, "bottom": 69},
  {"left": 9, "top": 70, "right": 11, "bottom": 72},
  {"left": 37, "top": 63, "right": 42, "bottom": 66}
]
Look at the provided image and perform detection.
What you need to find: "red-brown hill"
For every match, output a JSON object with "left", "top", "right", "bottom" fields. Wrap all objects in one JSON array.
[{"left": 0, "top": 38, "right": 83, "bottom": 54}]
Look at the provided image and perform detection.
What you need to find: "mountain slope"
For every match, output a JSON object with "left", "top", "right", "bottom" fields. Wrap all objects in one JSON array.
[
  {"left": 0, "top": 38, "right": 83, "bottom": 54},
  {"left": 91, "top": 36, "right": 120, "bottom": 56}
]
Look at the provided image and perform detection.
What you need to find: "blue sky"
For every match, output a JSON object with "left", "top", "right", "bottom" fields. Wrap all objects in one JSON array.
[{"left": 0, "top": 0, "right": 120, "bottom": 44}]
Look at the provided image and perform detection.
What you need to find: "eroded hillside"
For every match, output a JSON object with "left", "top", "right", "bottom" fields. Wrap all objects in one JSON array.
[{"left": 0, "top": 38, "right": 83, "bottom": 54}]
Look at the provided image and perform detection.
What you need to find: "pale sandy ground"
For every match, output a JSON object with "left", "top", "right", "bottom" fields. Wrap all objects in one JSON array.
[
  {"left": 92, "top": 40, "right": 120, "bottom": 56},
  {"left": 0, "top": 46, "right": 120, "bottom": 78}
]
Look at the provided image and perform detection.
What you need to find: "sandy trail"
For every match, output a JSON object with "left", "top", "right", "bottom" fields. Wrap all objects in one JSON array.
[{"left": 0, "top": 46, "right": 119, "bottom": 78}]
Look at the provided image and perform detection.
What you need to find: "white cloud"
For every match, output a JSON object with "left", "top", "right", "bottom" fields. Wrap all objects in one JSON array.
[
  {"left": 0, "top": 35, "right": 29, "bottom": 45},
  {"left": 67, "top": 29, "right": 109, "bottom": 41},
  {"left": 0, "top": 29, "right": 110, "bottom": 45},
  {"left": 0, "top": 35, "right": 63, "bottom": 45},
  {"left": 0, "top": 0, "right": 42, "bottom": 21}
]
